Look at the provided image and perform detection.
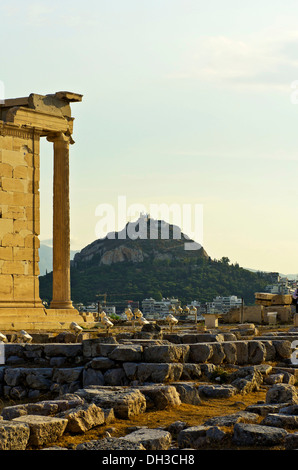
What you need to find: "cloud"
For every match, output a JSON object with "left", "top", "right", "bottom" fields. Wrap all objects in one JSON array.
[{"left": 164, "top": 27, "right": 298, "bottom": 92}]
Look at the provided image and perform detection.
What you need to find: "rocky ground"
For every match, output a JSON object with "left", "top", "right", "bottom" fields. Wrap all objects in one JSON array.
[{"left": 1, "top": 323, "right": 298, "bottom": 452}]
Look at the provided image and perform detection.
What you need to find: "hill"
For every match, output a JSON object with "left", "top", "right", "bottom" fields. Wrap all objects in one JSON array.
[
  {"left": 39, "top": 244, "right": 79, "bottom": 276},
  {"left": 39, "top": 217, "right": 273, "bottom": 306}
]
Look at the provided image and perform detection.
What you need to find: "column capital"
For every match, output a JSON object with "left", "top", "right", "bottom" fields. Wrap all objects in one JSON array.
[{"left": 46, "top": 132, "right": 74, "bottom": 145}]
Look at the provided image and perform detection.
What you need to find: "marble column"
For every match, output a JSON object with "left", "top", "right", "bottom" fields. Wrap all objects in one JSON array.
[{"left": 47, "top": 132, "right": 74, "bottom": 309}]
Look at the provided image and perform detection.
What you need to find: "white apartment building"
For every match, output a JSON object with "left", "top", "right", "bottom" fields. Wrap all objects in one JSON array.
[
  {"left": 265, "top": 276, "right": 295, "bottom": 295},
  {"left": 211, "top": 295, "right": 242, "bottom": 313},
  {"left": 142, "top": 297, "right": 180, "bottom": 317}
]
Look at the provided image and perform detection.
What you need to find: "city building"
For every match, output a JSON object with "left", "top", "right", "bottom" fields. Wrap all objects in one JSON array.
[
  {"left": 141, "top": 297, "right": 180, "bottom": 317},
  {"left": 265, "top": 275, "right": 296, "bottom": 295},
  {"left": 213, "top": 295, "right": 242, "bottom": 313}
]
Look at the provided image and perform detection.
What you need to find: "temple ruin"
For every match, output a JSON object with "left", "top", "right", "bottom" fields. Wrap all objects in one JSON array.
[{"left": 0, "top": 91, "right": 87, "bottom": 330}]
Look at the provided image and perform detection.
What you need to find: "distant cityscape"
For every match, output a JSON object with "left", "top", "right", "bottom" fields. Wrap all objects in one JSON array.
[{"left": 75, "top": 274, "right": 298, "bottom": 320}]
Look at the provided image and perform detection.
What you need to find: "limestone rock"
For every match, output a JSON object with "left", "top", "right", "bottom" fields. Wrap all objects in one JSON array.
[
  {"left": 75, "top": 386, "right": 146, "bottom": 419},
  {"left": 171, "top": 382, "right": 201, "bottom": 405},
  {"left": 209, "top": 343, "right": 225, "bottom": 364},
  {"left": 204, "top": 411, "right": 259, "bottom": 427},
  {"left": 100, "top": 245, "right": 145, "bottom": 265},
  {"left": 167, "top": 421, "right": 188, "bottom": 437},
  {"left": 266, "top": 384, "right": 298, "bottom": 405},
  {"left": 284, "top": 432, "right": 298, "bottom": 449},
  {"left": 76, "top": 437, "right": 146, "bottom": 450},
  {"left": 264, "top": 373, "right": 285, "bottom": 385},
  {"left": 83, "top": 368, "right": 105, "bottom": 387},
  {"left": 279, "top": 404, "right": 298, "bottom": 415},
  {"left": 0, "top": 420, "right": 30, "bottom": 450},
  {"left": 261, "top": 413, "right": 298, "bottom": 429},
  {"left": 245, "top": 403, "right": 288, "bottom": 417},
  {"left": 103, "top": 368, "right": 127, "bottom": 386},
  {"left": 58, "top": 403, "right": 105, "bottom": 433},
  {"left": 234, "top": 341, "right": 248, "bottom": 365},
  {"left": 137, "top": 384, "right": 181, "bottom": 410},
  {"left": 189, "top": 343, "right": 213, "bottom": 363},
  {"left": 177, "top": 425, "right": 210, "bottom": 449},
  {"left": 233, "top": 422, "right": 288, "bottom": 447},
  {"left": 231, "top": 367, "right": 263, "bottom": 395},
  {"left": 272, "top": 340, "right": 292, "bottom": 360},
  {"left": 197, "top": 384, "right": 237, "bottom": 398},
  {"left": 143, "top": 344, "right": 190, "bottom": 363},
  {"left": 89, "top": 357, "right": 115, "bottom": 370},
  {"left": 13, "top": 415, "right": 68, "bottom": 447},
  {"left": 122, "top": 428, "right": 172, "bottom": 450},
  {"left": 108, "top": 344, "right": 143, "bottom": 362},
  {"left": 222, "top": 342, "right": 237, "bottom": 364},
  {"left": 181, "top": 363, "right": 202, "bottom": 380},
  {"left": 248, "top": 341, "right": 266, "bottom": 364},
  {"left": 135, "top": 362, "right": 183, "bottom": 383},
  {"left": 52, "top": 367, "right": 83, "bottom": 384}
]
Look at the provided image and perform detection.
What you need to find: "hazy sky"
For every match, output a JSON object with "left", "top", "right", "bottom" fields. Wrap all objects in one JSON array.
[{"left": 2, "top": 0, "right": 298, "bottom": 274}]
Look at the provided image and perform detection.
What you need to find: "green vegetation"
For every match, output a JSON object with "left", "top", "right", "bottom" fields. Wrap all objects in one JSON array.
[
  {"left": 39, "top": 253, "right": 272, "bottom": 307},
  {"left": 39, "top": 219, "right": 273, "bottom": 307}
]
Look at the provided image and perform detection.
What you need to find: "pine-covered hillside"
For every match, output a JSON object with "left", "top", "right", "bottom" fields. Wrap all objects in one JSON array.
[{"left": 39, "top": 217, "right": 273, "bottom": 306}]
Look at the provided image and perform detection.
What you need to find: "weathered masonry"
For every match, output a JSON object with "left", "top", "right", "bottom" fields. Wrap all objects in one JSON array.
[{"left": 0, "top": 92, "right": 87, "bottom": 331}]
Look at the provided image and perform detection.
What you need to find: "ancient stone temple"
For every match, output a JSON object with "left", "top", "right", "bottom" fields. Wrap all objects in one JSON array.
[{"left": 0, "top": 92, "right": 87, "bottom": 330}]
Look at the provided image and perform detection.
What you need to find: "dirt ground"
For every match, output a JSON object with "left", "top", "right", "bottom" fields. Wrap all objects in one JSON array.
[{"left": 50, "top": 386, "right": 269, "bottom": 450}]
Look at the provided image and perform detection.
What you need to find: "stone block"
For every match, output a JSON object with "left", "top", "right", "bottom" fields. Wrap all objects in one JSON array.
[
  {"left": 83, "top": 368, "right": 105, "bottom": 386},
  {"left": 1, "top": 177, "right": 26, "bottom": 193},
  {"left": 198, "top": 384, "right": 237, "bottom": 398},
  {"left": 58, "top": 403, "right": 105, "bottom": 433},
  {"left": 52, "top": 367, "right": 83, "bottom": 384},
  {"left": 108, "top": 344, "right": 143, "bottom": 362},
  {"left": 137, "top": 384, "right": 181, "bottom": 410},
  {"left": 13, "top": 165, "right": 29, "bottom": 179},
  {"left": 103, "top": 368, "right": 126, "bottom": 386},
  {"left": 0, "top": 420, "right": 30, "bottom": 450},
  {"left": 0, "top": 149, "right": 26, "bottom": 167},
  {"left": 209, "top": 343, "right": 225, "bottom": 364},
  {"left": 13, "top": 275, "right": 36, "bottom": 301},
  {"left": 13, "top": 415, "right": 68, "bottom": 447},
  {"left": 248, "top": 340, "right": 267, "bottom": 364},
  {"left": 189, "top": 343, "right": 213, "bottom": 363},
  {"left": 204, "top": 411, "right": 259, "bottom": 427},
  {"left": 222, "top": 341, "right": 237, "bottom": 364},
  {"left": 76, "top": 437, "right": 145, "bottom": 450},
  {"left": 0, "top": 274, "right": 13, "bottom": 299},
  {"left": 266, "top": 383, "right": 298, "bottom": 405},
  {"left": 177, "top": 425, "right": 210, "bottom": 449},
  {"left": 13, "top": 247, "right": 34, "bottom": 261},
  {"left": 232, "top": 422, "right": 288, "bottom": 447},
  {"left": 1, "top": 233, "right": 25, "bottom": 247},
  {"left": 2, "top": 205, "right": 26, "bottom": 220},
  {"left": 234, "top": 341, "right": 249, "bottom": 365},
  {"left": 0, "top": 191, "right": 13, "bottom": 205},
  {"left": 122, "top": 428, "right": 172, "bottom": 450},
  {"left": 75, "top": 386, "right": 146, "bottom": 419},
  {"left": 0, "top": 163, "right": 13, "bottom": 177},
  {"left": 0, "top": 218, "right": 13, "bottom": 237},
  {"left": 135, "top": 362, "right": 183, "bottom": 383},
  {"left": 171, "top": 382, "right": 202, "bottom": 405},
  {"left": 261, "top": 413, "right": 298, "bottom": 429},
  {"left": 89, "top": 357, "right": 115, "bottom": 370},
  {"left": 12, "top": 192, "right": 34, "bottom": 206},
  {"left": 143, "top": 344, "right": 190, "bottom": 363},
  {"left": 44, "top": 344, "right": 82, "bottom": 357},
  {"left": 1, "top": 260, "right": 25, "bottom": 275}
]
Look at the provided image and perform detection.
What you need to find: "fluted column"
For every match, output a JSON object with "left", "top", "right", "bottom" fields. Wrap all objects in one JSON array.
[{"left": 47, "top": 132, "right": 74, "bottom": 309}]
